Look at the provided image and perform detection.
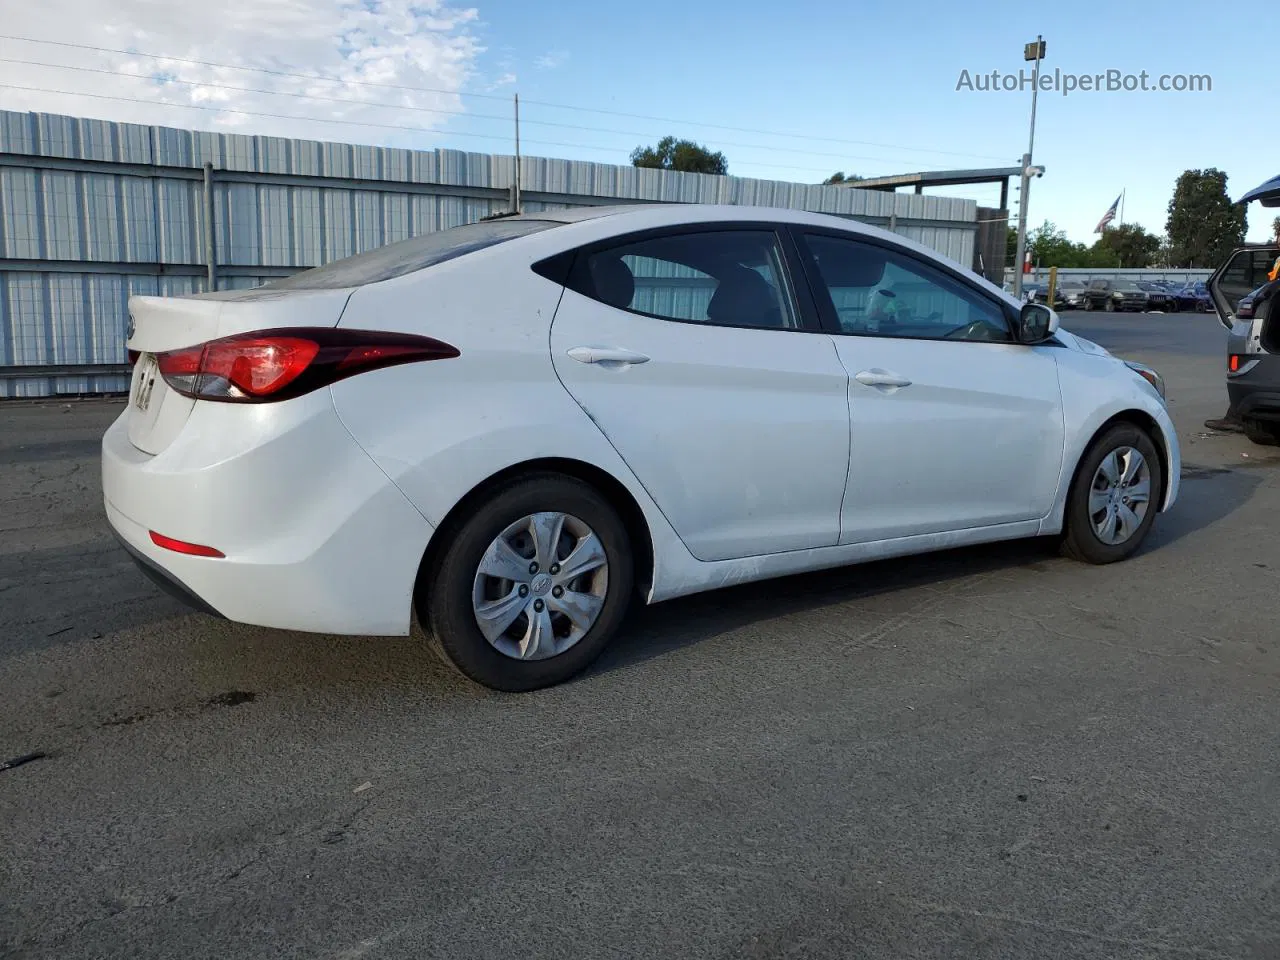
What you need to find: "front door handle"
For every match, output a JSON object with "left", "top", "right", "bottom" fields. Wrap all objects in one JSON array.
[
  {"left": 855, "top": 369, "right": 912, "bottom": 388},
  {"left": 567, "top": 346, "right": 651, "bottom": 366}
]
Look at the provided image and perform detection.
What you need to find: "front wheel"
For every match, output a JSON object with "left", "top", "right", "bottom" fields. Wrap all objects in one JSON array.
[
  {"left": 421, "top": 474, "right": 634, "bottom": 692},
  {"left": 1104, "top": 299, "right": 1115, "bottom": 312},
  {"left": 1061, "top": 424, "right": 1163, "bottom": 564}
]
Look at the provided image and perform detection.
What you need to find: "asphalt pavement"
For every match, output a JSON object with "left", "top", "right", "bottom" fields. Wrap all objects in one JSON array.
[{"left": 3, "top": 310, "right": 1280, "bottom": 960}]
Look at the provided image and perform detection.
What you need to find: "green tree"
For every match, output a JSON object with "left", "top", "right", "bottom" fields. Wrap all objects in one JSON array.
[
  {"left": 1273, "top": 216, "right": 1280, "bottom": 242},
  {"left": 823, "top": 172, "right": 863, "bottom": 185},
  {"left": 1165, "top": 169, "right": 1247, "bottom": 267},
  {"left": 1028, "top": 221, "right": 1086, "bottom": 268},
  {"left": 1093, "top": 223, "right": 1161, "bottom": 268},
  {"left": 630, "top": 136, "right": 727, "bottom": 175}
]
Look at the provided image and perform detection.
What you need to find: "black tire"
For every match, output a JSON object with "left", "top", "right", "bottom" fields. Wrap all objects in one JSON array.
[
  {"left": 1243, "top": 419, "right": 1280, "bottom": 447},
  {"left": 1169, "top": 300, "right": 1179, "bottom": 313},
  {"left": 421, "top": 473, "right": 634, "bottom": 692},
  {"left": 1061, "top": 423, "right": 1164, "bottom": 564}
]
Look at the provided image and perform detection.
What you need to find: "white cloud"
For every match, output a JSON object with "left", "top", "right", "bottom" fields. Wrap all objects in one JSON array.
[
  {"left": 534, "top": 51, "right": 567, "bottom": 70},
  {"left": 484, "top": 72, "right": 518, "bottom": 92},
  {"left": 0, "top": 0, "right": 488, "bottom": 148}
]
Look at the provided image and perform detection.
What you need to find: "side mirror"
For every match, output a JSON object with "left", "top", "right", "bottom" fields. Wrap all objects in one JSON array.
[{"left": 1017, "top": 303, "right": 1058, "bottom": 344}]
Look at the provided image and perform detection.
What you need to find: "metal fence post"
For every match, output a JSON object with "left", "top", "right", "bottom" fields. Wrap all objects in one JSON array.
[{"left": 203, "top": 162, "right": 218, "bottom": 292}]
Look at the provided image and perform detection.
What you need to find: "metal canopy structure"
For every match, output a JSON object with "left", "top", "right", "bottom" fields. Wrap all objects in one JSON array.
[{"left": 836, "top": 166, "right": 1023, "bottom": 211}]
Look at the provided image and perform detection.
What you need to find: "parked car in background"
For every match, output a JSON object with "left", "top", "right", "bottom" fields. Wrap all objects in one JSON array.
[
  {"left": 1031, "top": 284, "right": 1068, "bottom": 310},
  {"left": 1057, "top": 280, "right": 1087, "bottom": 309},
  {"left": 1079, "top": 279, "right": 1149, "bottom": 312},
  {"left": 1237, "top": 282, "right": 1270, "bottom": 321},
  {"left": 1136, "top": 282, "right": 1178, "bottom": 312},
  {"left": 103, "top": 203, "right": 1181, "bottom": 691},
  {"left": 1175, "top": 282, "right": 1213, "bottom": 312}
]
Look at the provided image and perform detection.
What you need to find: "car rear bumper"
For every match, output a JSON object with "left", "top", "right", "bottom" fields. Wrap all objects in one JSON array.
[
  {"left": 1228, "top": 354, "right": 1280, "bottom": 421},
  {"left": 109, "top": 524, "right": 226, "bottom": 618},
  {"left": 101, "top": 394, "right": 435, "bottom": 636}
]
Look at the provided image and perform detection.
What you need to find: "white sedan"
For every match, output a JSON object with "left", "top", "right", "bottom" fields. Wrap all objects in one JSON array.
[{"left": 103, "top": 204, "right": 1180, "bottom": 691}]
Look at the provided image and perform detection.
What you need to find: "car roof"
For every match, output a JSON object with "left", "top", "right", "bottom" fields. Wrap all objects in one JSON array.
[{"left": 522, "top": 203, "right": 887, "bottom": 231}]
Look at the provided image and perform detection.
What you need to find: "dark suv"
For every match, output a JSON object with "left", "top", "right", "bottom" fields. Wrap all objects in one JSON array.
[
  {"left": 1079, "top": 279, "right": 1149, "bottom": 312},
  {"left": 1208, "top": 173, "right": 1280, "bottom": 445}
]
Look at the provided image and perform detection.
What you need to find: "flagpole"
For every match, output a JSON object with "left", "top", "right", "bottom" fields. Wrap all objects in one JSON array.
[{"left": 1119, "top": 189, "right": 1125, "bottom": 227}]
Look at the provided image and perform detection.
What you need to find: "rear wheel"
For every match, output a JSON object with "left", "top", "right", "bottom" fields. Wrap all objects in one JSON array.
[
  {"left": 1061, "top": 423, "right": 1163, "bottom": 564},
  {"left": 422, "top": 474, "right": 634, "bottom": 692},
  {"left": 1243, "top": 418, "right": 1280, "bottom": 446}
]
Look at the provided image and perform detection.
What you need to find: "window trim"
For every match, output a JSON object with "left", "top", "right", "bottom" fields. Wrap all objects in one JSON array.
[
  {"left": 545, "top": 221, "right": 825, "bottom": 334},
  {"left": 788, "top": 226, "right": 1019, "bottom": 344}
]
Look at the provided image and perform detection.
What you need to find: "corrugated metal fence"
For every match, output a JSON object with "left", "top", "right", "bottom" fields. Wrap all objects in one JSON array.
[{"left": 0, "top": 109, "right": 979, "bottom": 398}]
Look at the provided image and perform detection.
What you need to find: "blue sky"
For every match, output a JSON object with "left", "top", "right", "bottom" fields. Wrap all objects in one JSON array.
[
  {"left": 465, "top": 0, "right": 1274, "bottom": 244},
  {"left": 4, "top": 0, "right": 1274, "bottom": 245}
]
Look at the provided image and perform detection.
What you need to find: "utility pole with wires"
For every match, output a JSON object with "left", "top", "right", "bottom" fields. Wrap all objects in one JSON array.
[
  {"left": 512, "top": 93, "right": 522, "bottom": 215},
  {"left": 1012, "top": 35, "right": 1047, "bottom": 301}
]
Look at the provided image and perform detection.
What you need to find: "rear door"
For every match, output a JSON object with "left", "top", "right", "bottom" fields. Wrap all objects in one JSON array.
[{"left": 548, "top": 224, "right": 850, "bottom": 563}]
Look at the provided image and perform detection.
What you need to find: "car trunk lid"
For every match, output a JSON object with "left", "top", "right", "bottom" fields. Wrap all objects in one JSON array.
[{"left": 124, "top": 286, "right": 355, "bottom": 455}]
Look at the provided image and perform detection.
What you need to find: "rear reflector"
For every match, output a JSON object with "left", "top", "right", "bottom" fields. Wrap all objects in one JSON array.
[
  {"left": 156, "top": 328, "right": 459, "bottom": 403},
  {"left": 1230, "top": 354, "right": 1241, "bottom": 373},
  {"left": 149, "top": 531, "right": 225, "bottom": 558}
]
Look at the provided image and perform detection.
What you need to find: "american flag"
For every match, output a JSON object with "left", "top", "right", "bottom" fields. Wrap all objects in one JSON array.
[{"left": 1094, "top": 194, "right": 1121, "bottom": 233}]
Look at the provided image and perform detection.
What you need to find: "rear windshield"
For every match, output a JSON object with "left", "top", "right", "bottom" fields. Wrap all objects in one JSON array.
[{"left": 264, "top": 218, "right": 558, "bottom": 291}]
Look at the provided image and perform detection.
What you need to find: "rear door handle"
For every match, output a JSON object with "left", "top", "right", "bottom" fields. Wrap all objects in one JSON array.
[
  {"left": 567, "top": 346, "right": 651, "bottom": 366},
  {"left": 855, "top": 369, "right": 912, "bottom": 388}
]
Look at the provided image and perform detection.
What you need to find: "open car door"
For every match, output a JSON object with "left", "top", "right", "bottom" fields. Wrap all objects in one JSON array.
[
  {"left": 1208, "top": 246, "right": 1280, "bottom": 330},
  {"left": 1209, "top": 175, "right": 1280, "bottom": 330}
]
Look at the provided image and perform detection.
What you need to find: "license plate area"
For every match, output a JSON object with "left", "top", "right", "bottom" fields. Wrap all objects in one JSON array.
[{"left": 132, "top": 353, "right": 160, "bottom": 413}]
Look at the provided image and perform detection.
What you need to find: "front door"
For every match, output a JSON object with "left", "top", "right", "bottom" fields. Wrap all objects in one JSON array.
[
  {"left": 792, "top": 229, "right": 1066, "bottom": 544},
  {"left": 549, "top": 225, "right": 850, "bottom": 562}
]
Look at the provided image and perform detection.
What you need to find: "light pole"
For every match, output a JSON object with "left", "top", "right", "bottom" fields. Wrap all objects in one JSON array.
[{"left": 1012, "top": 35, "right": 1045, "bottom": 300}]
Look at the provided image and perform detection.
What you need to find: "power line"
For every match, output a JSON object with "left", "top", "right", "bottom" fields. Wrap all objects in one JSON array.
[
  {"left": 0, "top": 81, "right": 855, "bottom": 177},
  {"left": 0, "top": 56, "right": 985, "bottom": 170},
  {"left": 0, "top": 33, "right": 1014, "bottom": 164}
]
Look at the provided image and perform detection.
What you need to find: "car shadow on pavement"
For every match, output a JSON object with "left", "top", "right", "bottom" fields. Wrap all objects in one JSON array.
[
  {"left": 595, "top": 462, "right": 1264, "bottom": 677},
  {"left": 595, "top": 537, "right": 1057, "bottom": 677},
  {"left": 1145, "top": 462, "right": 1263, "bottom": 549}
]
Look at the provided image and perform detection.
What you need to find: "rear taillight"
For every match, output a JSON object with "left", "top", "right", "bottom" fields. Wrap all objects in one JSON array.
[
  {"left": 1238, "top": 301, "right": 1254, "bottom": 320},
  {"left": 128, "top": 349, "right": 140, "bottom": 366},
  {"left": 155, "top": 328, "right": 459, "bottom": 403},
  {"left": 1230, "top": 354, "right": 1242, "bottom": 373}
]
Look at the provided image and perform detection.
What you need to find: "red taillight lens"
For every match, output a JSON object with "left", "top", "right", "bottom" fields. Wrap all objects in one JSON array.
[
  {"left": 155, "top": 328, "right": 459, "bottom": 403},
  {"left": 1239, "top": 303, "right": 1254, "bottom": 319},
  {"left": 127, "top": 349, "right": 140, "bottom": 366},
  {"left": 1229, "top": 354, "right": 1241, "bottom": 373},
  {"left": 149, "top": 530, "right": 225, "bottom": 558}
]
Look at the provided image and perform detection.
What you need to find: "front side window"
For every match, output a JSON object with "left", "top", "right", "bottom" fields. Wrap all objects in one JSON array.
[
  {"left": 571, "top": 229, "right": 800, "bottom": 330},
  {"left": 800, "top": 233, "right": 1011, "bottom": 342}
]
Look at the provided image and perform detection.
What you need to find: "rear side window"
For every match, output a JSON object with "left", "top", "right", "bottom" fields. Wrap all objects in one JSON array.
[
  {"left": 264, "top": 218, "right": 558, "bottom": 291},
  {"left": 565, "top": 229, "right": 800, "bottom": 330}
]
